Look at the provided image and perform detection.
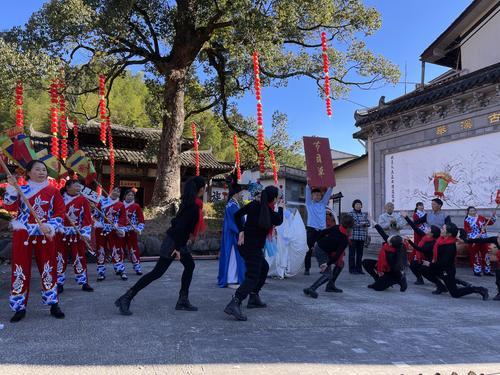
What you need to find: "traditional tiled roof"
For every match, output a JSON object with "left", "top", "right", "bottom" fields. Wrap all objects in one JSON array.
[{"left": 354, "top": 62, "right": 500, "bottom": 127}]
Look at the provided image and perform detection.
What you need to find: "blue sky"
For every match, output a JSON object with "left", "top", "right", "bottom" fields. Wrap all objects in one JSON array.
[{"left": 1, "top": 0, "right": 472, "bottom": 155}]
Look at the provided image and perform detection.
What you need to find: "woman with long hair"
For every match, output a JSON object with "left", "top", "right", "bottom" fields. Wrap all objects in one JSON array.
[
  {"left": 224, "top": 185, "right": 284, "bottom": 321},
  {"left": 115, "top": 176, "right": 206, "bottom": 315},
  {"left": 3, "top": 160, "right": 66, "bottom": 322}
]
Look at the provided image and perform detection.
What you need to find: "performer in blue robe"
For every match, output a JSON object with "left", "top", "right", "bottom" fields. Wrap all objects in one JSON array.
[{"left": 218, "top": 180, "right": 246, "bottom": 288}]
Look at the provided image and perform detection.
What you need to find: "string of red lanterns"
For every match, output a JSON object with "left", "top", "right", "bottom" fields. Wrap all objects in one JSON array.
[
  {"left": 321, "top": 32, "right": 333, "bottom": 118},
  {"left": 269, "top": 149, "right": 278, "bottom": 186},
  {"left": 99, "top": 74, "right": 107, "bottom": 145},
  {"left": 72, "top": 117, "right": 79, "bottom": 151},
  {"left": 15, "top": 81, "right": 24, "bottom": 130},
  {"left": 191, "top": 123, "right": 200, "bottom": 176},
  {"left": 107, "top": 116, "right": 115, "bottom": 191},
  {"left": 49, "top": 79, "right": 59, "bottom": 157},
  {"left": 59, "top": 79, "right": 68, "bottom": 160},
  {"left": 253, "top": 52, "right": 266, "bottom": 173},
  {"left": 233, "top": 134, "right": 241, "bottom": 181}
]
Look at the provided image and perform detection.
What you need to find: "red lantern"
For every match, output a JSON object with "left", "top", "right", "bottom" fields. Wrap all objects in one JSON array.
[
  {"left": 253, "top": 52, "right": 266, "bottom": 173},
  {"left": 15, "top": 81, "right": 24, "bottom": 130},
  {"left": 99, "top": 74, "right": 107, "bottom": 145},
  {"left": 321, "top": 32, "right": 333, "bottom": 118},
  {"left": 233, "top": 134, "right": 241, "bottom": 181},
  {"left": 269, "top": 149, "right": 278, "bottom": 185},
  {"left": 73, "top": 118, "right": 79, "bottom": 151},
  {"left": 107, "top": 117, "right": 115, "bottom": 191},
  {"left": 191, "top": 123, "right": 200, "bottom": 176},
  {"left": 49, "top": 80, "right": 59, "bottom": 156},
  {"left": 59, "top": 79, "right": 68, "bottom": 160}
]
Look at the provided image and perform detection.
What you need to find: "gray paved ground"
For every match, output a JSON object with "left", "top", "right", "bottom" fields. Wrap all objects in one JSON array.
[{"left": 0, "top": 258, "right": 500, "bottom": 375}]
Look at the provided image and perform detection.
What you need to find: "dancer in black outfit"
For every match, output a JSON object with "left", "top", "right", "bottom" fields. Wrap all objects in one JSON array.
[
  {"left": 303, "top": 214, "right": 354, "bottom": 298},
  {"left": 115, "top": 177, "right": 207, "bottom": 315},
  {"left": 419, "top": 223, "right": 488, "bottom": 300},
  {"left": 224, "top": 186, "right": 284, "bottom": 321},
  {"left": 362, "top": 223, "right": 408, "bottom": 292}
]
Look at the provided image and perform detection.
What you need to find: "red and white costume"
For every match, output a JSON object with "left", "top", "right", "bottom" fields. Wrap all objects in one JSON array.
[
  {"left": 56, "top": 193, "right": 92, "bottom": 287},
  {"left": 124, "top": 201, "right": 145, "bottom": 273},
  {"left": 94, "top": 196, "right": 128, "bottom": 277},
  {"left": 464, "top": 214, "right": 496, "bottom": 274},
  {"left": 3, "top": 180, "right": 65, "bottom": 312}
]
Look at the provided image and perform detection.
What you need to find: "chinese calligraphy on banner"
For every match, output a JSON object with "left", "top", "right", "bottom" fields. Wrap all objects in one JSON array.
[{"left": 303, "top": 136, "right": 336, "bottom": 187}]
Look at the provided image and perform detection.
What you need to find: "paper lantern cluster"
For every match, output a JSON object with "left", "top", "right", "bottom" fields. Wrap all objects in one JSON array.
[
  {"left": 321, "top": 32, "right": 333, "bottom": 117},
  {"left": 15, "top": 81, "right": 24, "bottom": 130},
  {"left": 58, "top": 79, "right": 68, "bottom": 160},
  {"left": 107, "top": 116, "right": 115, "bottom": 191},
  {"left": 253, "top": 52, "right": 266, "bottom": 173},
  {"left": 72, "top": 117, "right": 79, "bottom": 151},
  {"left": 233, "top": 134, "right": 241, "bottom": 181},
  {"left": 191, "top": 123, "right": 200, "bottom": 176},
  {"left": 49, "top": 80, "right": 59, "bottom": 157},
  {"left": 99, "top": 74, "right": 107, "bottom": 145},
  {"left": 269, "top": 149, "right": 278, "bottom": 185}
]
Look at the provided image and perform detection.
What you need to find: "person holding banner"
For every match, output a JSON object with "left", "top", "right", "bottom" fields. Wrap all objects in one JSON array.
[
  {"left": 3, "top": 160, "right": 66, "bottom": 322},
  {"left": 94, "top": 187, "right": 128, "bottom": 281},
  {"left": 56, "top": 179, "right": 94, "bottom": 293},
  {"left": 123, "top": 189, "right": 145, "bottom": 276},
  {"left": 304, "top": 185, "right": 333, "bottom": 275}
]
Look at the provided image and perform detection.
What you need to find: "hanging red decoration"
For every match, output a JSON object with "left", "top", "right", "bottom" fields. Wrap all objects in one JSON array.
[
  {"left": 191, "top": 122, "right": 200, "bottom": 176},
  {"left": 232, "top": 134, "right": 241, "bottom": 181},
  {"left": 15, "top": 81, "right": 24, "bottom": 130},
  {"left": 269, "top": 149, "right": 278, "bottom": 186},
  {"left": 59, "top": 79, "right": 68, "bottom": 160},
  {"left": 107, "top": 117, "right": 115, "bottom": 191},
  {"left": 253, "top": 51, "right": 266, "bottom": 173},
  {"left": 99, "top": 74, "right": 107, "bottom": 145},
  {"left": 72, "top": 117, "right": 79, "bottom": 151},
  {"left": 321, "top": 32, "right": 333, "bottom": 118},
  {"left": 49, "top": 80, "right": 59, "bottom": 157}
]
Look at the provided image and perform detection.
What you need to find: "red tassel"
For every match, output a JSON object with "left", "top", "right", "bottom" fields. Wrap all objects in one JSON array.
[
  {"left": 191, "top": 123, "right": 200, "bottom": 176},
  {"left": 253, "top": 52, "right": 266, "bottom": 173},
  {"left": 107, "top": 117, "right": 115, "bottom": 191},
  {"left": 99, "top": 74, "right": 107, "bottom": 145},
  {"left": 321, "top": 32, "right": 333, "bottom": 118},
  {"left": 15, "top": 81, "right": 24, "bottom": 130},
  {"left": 233, "top": 134, "right": 241, "bottom": 181},
  {"left": 269, "top": 149, "right": 278, "bottom": 186},
  {"left": 49, "top": 80, "right": 59, "bottom": 156}
]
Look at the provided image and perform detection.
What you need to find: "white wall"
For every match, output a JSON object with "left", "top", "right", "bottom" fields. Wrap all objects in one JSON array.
[
  {"left": 332, "top": 158, "right": 369, "bottom": 213},
  {"left": 461, "top": 11, "right": 500, "bottom": 72}
]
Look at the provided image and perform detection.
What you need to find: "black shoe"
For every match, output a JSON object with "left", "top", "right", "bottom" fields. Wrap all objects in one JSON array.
[
  {"left": 57, "top": 284, "right": 64, "bottom": 294},
  {"left": 97, "top": 274, "right": 105, "bottom": 282},
  {"left": 136, "top": 271, "right": 143, "bottom": 276},
  {"left": 115, "top": 289, "right": 135, "bottom": 315},
  {"left": 493, "top": 293, "right": 500, "bottom": 301},
  {"left": 10, "top": 309, "right": 26, "bottom": 323},
  {"left": 247, "top": 293, "right": 267, "bottom": 308},
  {"left": 50, "top": 304, "right": 65, "bottom": 319},
  {"left": 367, "top": 283, "right": 375, "bottom": 289},
  {"left": 120, "top": 273, "right": 128, "bottom": 281},
  {"left": 349, "top": 269, "right": 355, "bottom": 274},
  {"left": 484, "top": 272, "right": 495, "bottom": 277},
  {"left": 432, "top": 288, "right": 446, "bottom": 295},
  {"left": 82, "top": 283, "right": 94, "bottom": 292},
  {"left": 175, "top": 292, "right": 198, "bottom": 311},
  {"left": 414, "top": 278, "right": 424, "bottom": 285},
  {"left": 304, "top": 269, "right": 310, "bottom": 276},
  {"left": 224, "top": 296, "right": 247, "bottom": 321},
  {"left": 303, "top": 287, "right": 319, "bottom": 298},
  {"left": 474, "top": 272, "right": 482, "bottom": 277},
  {"left": 400, "top": 275, "right": 408, "bottom": 292},
  {"left": 476, "top": 287, "right": 489, "bottom": 301},
  {"left": 325, "top": 282, "right": 343, "bottom": 293}
]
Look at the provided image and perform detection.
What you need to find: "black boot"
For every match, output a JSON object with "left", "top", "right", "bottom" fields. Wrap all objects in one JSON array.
[
  {"left": 224, "top": 296, "right": 247, "bottom": 321},
  {"left": 325, "top": 266, "right": 343, "bottom": 293},
  {"left": 175, "top": 292, "right": 198, "bottom": 311},
  {"left": 57, "top": 284, "right": 64, "bottom": 294},
  {"left": 115, "top": 289, "right": 135, "bottom": 315},
  {"left": 50, "top": 303, "right": 65, "bottom": 319},
  {"left": 494, "top": 270, "right": 500, "bottom": 301},
  {"left": 399, "top": 273, "right": 408, "bottom": 292},
  {"left": 82, "top": 283, "right": 94, "bottom": 292},
  {"left": 247, "top": 293, "right": 267, "bottom": 308},
  {"left": 303, "top": 274, "right": 329, "bottom": 299},
  {"left": 10, "top": 309, "right": 26, "bottom": 323},
  {"left": 474, "top": 286, "right": 489, "bottom": 301}
]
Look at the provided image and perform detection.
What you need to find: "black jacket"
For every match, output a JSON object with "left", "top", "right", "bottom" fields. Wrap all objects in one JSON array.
[
  {"left": 433, "top": 242, "right": 457, "bottom": 272},
  {"left": 234, "top": 200, "right": 283, "bottom": 250},
  {"left": 316, "top": 225, "right": 350, "bottom": 266},
  {"left": 167, "top": 204, "right": 199, "bottom": 249},
  {"left": 408, "top": 238, "right": 435, "bottom": 261}
]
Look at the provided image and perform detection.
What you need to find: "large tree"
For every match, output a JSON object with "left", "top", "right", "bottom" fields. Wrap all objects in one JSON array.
[{"left": 1, "top": 0, "right": 399, "bottom": 206}]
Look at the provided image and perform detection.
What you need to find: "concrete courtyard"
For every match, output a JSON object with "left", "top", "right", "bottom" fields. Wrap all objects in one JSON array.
[{"left": 0, "top": 258, "right": 500, "bottom": 375}]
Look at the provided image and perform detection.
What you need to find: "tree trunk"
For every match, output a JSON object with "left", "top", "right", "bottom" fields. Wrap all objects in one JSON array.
[{"left": 150, "top": 68, "right": 187, "bottom": 207}]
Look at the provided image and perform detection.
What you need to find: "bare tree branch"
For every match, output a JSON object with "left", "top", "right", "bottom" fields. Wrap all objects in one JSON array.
[{"left": 132, "top": 3, "right": 160, "bottom": 54}]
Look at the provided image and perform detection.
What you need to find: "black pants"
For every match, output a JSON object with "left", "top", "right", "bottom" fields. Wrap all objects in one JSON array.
[
  {"left": 130, "top": 236, "right": 195, "bottom": 297},
  {"left": 305, "top": 227, "right": 321, "bottom": 271},
  {"left": 235, "top": 245, "right": 269, "bottom": 301},
  {"left": 362, "top": 259, "right": 402, "bottom": 291},
  {"left": 423, "top": 264, "right": 478, "bottom": 298},
  {"left": 409, "top": 261, "right": 424, "bottom": 282},
  {"left": 349, "top": 240, "right": 365, "bottom": 272}
]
